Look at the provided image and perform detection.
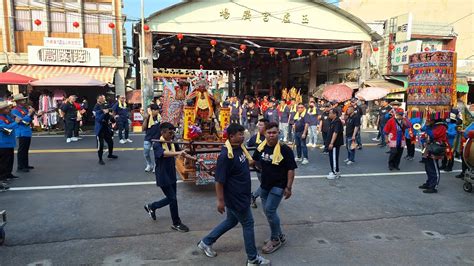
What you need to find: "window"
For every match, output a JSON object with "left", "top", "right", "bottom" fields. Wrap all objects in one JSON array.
[
  {"left": 14, "top": 0, "right": 47, "bottom": 31},
  {"left": 84, "top": 2, "right": 113, "bottom": 34}
]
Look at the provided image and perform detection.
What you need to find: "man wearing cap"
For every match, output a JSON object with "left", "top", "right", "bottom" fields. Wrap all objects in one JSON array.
[
  {"left": 11, "top": 93, "right": 37, "bottom": 172},
  {"left": 94, "top": 95, "right": 118, "bottom": 165},
  {"left": 60, "top": 95, "right": 78, "bottom": 143},
  {"left": 377, "top": 99, "right": 392, "bottom": 147},
  {"left": 384, "top": 108, "right": 409, "bottom": 170},
  {"left": 0, "top": 101, "right": 22, "bottom": 191},
  {"left": 112, "top": 95, "right": 132, "bottom": 144}
]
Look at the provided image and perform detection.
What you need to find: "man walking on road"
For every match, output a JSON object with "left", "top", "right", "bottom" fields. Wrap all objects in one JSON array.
[
  {"left": 344, "top": 106, "right": 360, "bottom": 165},
  {"left": 94, "top": 96, "right": 118, "bottom": 165},
  {"left": 384, "top": 108, "right": 408, "bottom": 171},
  {"left": 198, "top": 123, "right": 270, "bottom": 266},
  {"left": 112, "top": 95, "right": 132, "bottom": 144},
  {"left": 60, "top": 95, "right": 78, "bottom": 143},
  {"left": 252, "top": 122, "right": 297, "bottom": 254},
  {"left": 326, "top": 108, "right": 344, "bottom": 180},
  {"left": 0, "top": 101, "right": 21, "bottom": 191},
  {"left": 247, "top": 118, "right": 268, "bottom": 209},
  {"left": 142, "top": 104, "right": 161, "bottom": 172}
]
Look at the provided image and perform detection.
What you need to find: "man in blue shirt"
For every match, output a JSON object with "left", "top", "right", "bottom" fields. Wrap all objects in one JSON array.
[
  {"left": 94, "top": 95, "right": 118, "bottom": 165},
  {"left": 264, "top": 101, "right": 279, "bottom": 124},
  {"left": 0, "top": 101, "right": 21, "bottom": 191},
  {"left": 112, "top": 95, "right": 132, "bottom": 144},
  {"left": 144, "top": 122, "right": 192, "bottom": 232},
  {"left": 198, "top": 123, "right": 270, "bottom": 266},
  {"left": 11, "top": 93, "right": 37, "bottom": 172},
  {"left": 293, "top": 103, "right": 310, "bottom": 165}
]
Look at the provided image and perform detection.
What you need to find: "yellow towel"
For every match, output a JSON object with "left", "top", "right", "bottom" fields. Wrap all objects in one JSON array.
[
  {"left": 225, "top": 140, "right": 252, "bottom": 162},
  {"left": 293, "top": 108, "right": 306, "bottom": 120},
  {"left": 279, "top": 104, "right": 287, "bottom": 112},
  {"left": 256, "top": 132, "right": 263, "bottom": 144},
  {"left": 308, "top": 107, "right": 317, "bottom": 115},
  {"left": 290, "top": 104, "right": 297, "bottom": 113},
  {"left": 160, "top": 136, "right": 175, "bottom": 152},
  {"left": 257, "top": 140, "right": 284, "bottom": 165},
  {"left": 147, "top": 110, "right": 161, "bottom": 129},
  {"left": 118, "top": 101, "right": 127, "bottom": 108}
]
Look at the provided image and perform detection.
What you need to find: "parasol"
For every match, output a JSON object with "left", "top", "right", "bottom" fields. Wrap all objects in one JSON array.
[
  {"left": 312, "top": 84, "right": 326, "bottom": 99},
  {"left": 322, "top": 84, "right": 353, "bottom": 102},
  {"left": 356, "top": 87, "right": 390, "bottom": 101}
]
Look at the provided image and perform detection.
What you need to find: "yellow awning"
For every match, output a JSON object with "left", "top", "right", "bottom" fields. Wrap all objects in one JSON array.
[{"left": 8, "top": 65, "right": 115, "bottom": 83}]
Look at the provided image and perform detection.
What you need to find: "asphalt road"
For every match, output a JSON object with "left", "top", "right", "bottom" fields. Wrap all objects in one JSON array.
[{"left": 0, "top": 131, "right": 473, "bottom": 265}]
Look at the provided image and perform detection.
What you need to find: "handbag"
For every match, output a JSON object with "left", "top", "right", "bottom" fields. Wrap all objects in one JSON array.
[{"left": 427, "top": 142, "right": 447, "bottom": 156}]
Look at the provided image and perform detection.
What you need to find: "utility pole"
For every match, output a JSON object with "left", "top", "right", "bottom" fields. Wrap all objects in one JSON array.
[{"left": 139, "top": 0, "right": 152, "bottom": 108}]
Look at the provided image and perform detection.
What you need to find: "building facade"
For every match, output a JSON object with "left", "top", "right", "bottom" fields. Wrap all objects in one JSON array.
[{"left": 0, "top": 0, "right": 127, "bottom": 96}]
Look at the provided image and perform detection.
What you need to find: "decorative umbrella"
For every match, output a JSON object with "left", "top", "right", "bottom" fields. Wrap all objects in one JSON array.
[
  {"left": 356, "top": 87, "right": 390, "bottom": 101},
  {"left": 0, "top": 72, "right": 37, "bottom": 85},
  {"left": 322, "top": 83, "right": 353, "bottom": 102},
  {"left": 312, "top": 84, "right": 326, "bottom": 98}
]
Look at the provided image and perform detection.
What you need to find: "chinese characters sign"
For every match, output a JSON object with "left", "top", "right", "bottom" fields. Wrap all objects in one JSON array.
[
  {"left": 391, "top": 40, "right": 422, "bottom": 66},
  {"left": 28, "top": 46, "right": 100, "bottom": 66},
  {"left": 44, "top": 37, "right": 83, "bottom": 48},
  {"left": 395, "top": 13, "right": 413, "bottom": 42},
  {"left": 219, "top": 8, "right": 309, "bottom": 24}
]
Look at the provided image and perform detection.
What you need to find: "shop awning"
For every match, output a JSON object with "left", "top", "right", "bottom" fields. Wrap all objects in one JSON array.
[
  {"left": 363, "top": 79, "right": 406, "bottom": 93},
  {"left": 0, "top": 72, "right": 37, "bottom": 85},
  {"left": 384, "top": 75, "right": 408, "bottom": 88},
  {"left": 8, "top": 65, "right": 115, "bottom": 84},
  {"left": 457, "top": 77, "right": 469, "bottom": 93},
  {"left": 29, "top": 74, "right": 107, "bottom": 87}
]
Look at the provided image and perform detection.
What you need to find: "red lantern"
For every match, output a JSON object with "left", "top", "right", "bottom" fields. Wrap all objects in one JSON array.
[
  {"left": 388, "top": 43, "right": 395, "bottom": 51},
  {"left": 322, "top": 49, "right": 329, "bottom": 56},
  {"left": 269, "top": 47, "right": 275, "bottom": 55},
  {"left": 210, "top": 39, "right": 217, "bottom": 48},
  {"left": 240, "top": 44, "right": 247, "bottom": 52},
  {"left": 177, "top": 33, "right": 184, "bottom": 42},
  {"left": 108, "top": 22, "right": 115, "bottom": 29},
  {"left": 347, "top": 48, "right": 354, "bottom": 56},
  {"left": 34, "top": 19, "right": 42, "bottom": 26},
  {"left": 373, "top": 47, "right": 379, "bottom": 52},
  {"left": 296, "top": 49, "right": 303, "bottom": 57},
  {"left": 143, "top": 24, "right": 150, "bottom": 31},
  {"left": 424, "top": 47, "right": 430, "bottom": 52},
  {"left": 72, "top": 21, "right": 80, "bottom": 28}
]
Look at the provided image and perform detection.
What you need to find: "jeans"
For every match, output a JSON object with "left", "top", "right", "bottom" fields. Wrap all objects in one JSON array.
[
  {"left": 346, "top": 137, "right": 355, "bottom": 162},
  {"left": 260, "top": 187, "right": 284, "bottom": 240},
  {"left": 17, "top": 136, "right": 31, "bottom": 169},
  {"left": 144, "top": 141, "right": 154, "bottom": 167},
  {"left": 294, "top": 133, "right": 308, "bottom": 159},
  {"left": 307, "top": 125, "right": 318, "bottom": 145},
  {"left": 118, "top": 119, "right": 129, "bottom": 140},
  {"left": 379, "top": 123, "right": 386, "bottom": 146},
  {"left": 202, "top": 207, "right": 257, "bottom": 260},
  {"left": 150, "top": 183, "right": 181, "bottom": 225},
  {"left": 356, "top": 131, "right": 362, "bottom": 147},
  {"left": 279, "top": 122, "right": 288, "bottom": 141},
  {"left": 252, "top": 172, "right": 262, "bottom": 199}
]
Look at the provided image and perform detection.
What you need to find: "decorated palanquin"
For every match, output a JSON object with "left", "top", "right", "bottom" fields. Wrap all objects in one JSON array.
[
  {"left": 281, "top": 87, "right": 303, "bottom": 104},
  {"left": 407, "top": 51, "right": 457, "bottom": 121}
]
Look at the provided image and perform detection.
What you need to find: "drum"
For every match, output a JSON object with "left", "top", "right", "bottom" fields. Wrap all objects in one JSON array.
[{"left": 462, "top": 130, "right": 474, "bottom": 170}]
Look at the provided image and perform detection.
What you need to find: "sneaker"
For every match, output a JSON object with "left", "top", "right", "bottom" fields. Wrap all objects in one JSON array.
[
  {"left": 250, "top": 196, "right": 257, "bottom": 209},
  {"left": 301, "top": 158, "right": 309, "bottom": 165},
  {"left": 455, "top": 173, "right": 464, "bottom": 179},
  {"left": 76, "top": 137, "right": 83, "bottom": 140},
  {"left": 247, "top": 254, "right": 270, "bottom": 266},
  {"left": 262, "top": 238, "right": 282, "bottom": 254},
  {"left": 144, "top": 204, "right": 156, "bottom": 220},
  {"left": 295, "top": 157, "right": 302, "bottom": 162},
  {"left": 319, "top": 145, "right": 325, "bottom": 150},
  {"left": 346, "top": 160, "right": 354, "bottom": 165},
  {"left": 17, "top": 168, "right": 29, "bottom": 173},
  {"left": 406, "top": 156, "right": 414, "bottom": 161},
  {"left": 108, "top": 154, "right": 118, "bottom": 159},
  {"left": 98, "top": 160, "right": 105, "bottom": 165},
  {"left": 71, "top": 137, "right": 78, "bottom": 142},
  {"left": 443, "top": 168, "right": 452, "bottom": 172},
  {"left": 171, "top": 223, "right": 189, "bottom": 232},
  {"left": 423, "top": 188, "right": 438, "bottom": 194},
  {"left": 372, "top": 137, "right": 380, "bottom": 141},
  {"left": 126, "top": 139, "right": 133, "bottom": 143},
  {"left": 264, "top": 234, "right": 287, "bottom": 245},
  {"left": 66, "top": 138, "right": 72, "bottom": 143},
  {"left": 7, "top": 174, "right": 20, "bottom": 180},
  {"left": 327, "top": 172, "right": 337, "bottom": 180},
  {"left": 344, "top": 158, "right": 350, "bottom": 163},
  {"left": 145, "top": 165, "right": 153, "bottom": 172},
  {"left": 322, "top": 151, "right": 329, "bottom": 155},
  {"left": 119, "top": 139, "right": 126, "bottom": 144},
  {"left": 197, "top": 240, "right": 217, "bottom": 258},
  {"left": 418, "top": 184, "right": 430, "bottom": 189},
  {"left": 0, "top": 182, "right": 10, "bottom": 192}
]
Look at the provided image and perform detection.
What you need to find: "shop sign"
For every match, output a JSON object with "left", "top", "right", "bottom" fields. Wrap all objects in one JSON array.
[
  {"left": 44, "top": 37, "right": 83, "bottom": 48},
  {"left": 391, "top": 40, "right": 422, "bottom": 66},
  {"left": 28, "top": 46, "right": 100, "bottom": 66},
  {"left": 219, "top": 8, "right": 309, "bottom": 24},
  {"left": 395, "top": 13, "right": 413, "bottom": 42}
]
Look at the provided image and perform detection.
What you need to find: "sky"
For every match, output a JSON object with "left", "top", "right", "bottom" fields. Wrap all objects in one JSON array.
[{"left": 122, "top": 0, "right": 181, "bottom": 46}]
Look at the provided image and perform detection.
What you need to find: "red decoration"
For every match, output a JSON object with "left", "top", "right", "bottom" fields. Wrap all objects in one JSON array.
[
  {"left": 388, "top": 43, "right": 395, "bottom": 51},
  {"left": 210, "top": 39, "right": 217, "bottom": 47},
  {"left": 347, "top": 48, "right": 354, "bottom": 56},
  {"left": 373, "top": 47, "right": 379, "bottom": 52},
  {"left": 72, "top": 21, "right": 80, "bottom": 28},
  {"left": 296, "top": 49, "right": 303, "bottom": 56},
  {"left": 269, "top": 47, "right": 275, "bottom": 55},
  {"left": 322, "top": 49, "right": 329, "bottom": 56},
  {"left": 143, "top": 24, "right": 150, "bottom": 31},
  {"left": 240, "top": 44, "right": 247, "bottom": 52},
  {"left": 177, "top": 33, "right": 184, "bottom": 42},
  {"left": 108, "top": 22, "right": 115, "bottom": 29},
  {"left": 34, "top": 19, "right": 42, "bottom": 26},
  {"left": 424, "top": 47, "right": 430, "bottom": 52}
]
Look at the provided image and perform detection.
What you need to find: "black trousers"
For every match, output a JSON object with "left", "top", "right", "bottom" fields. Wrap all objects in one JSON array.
[
  {"left": 322, "top": 131, "right": 329, "bottom": 152},
  {"left": 96, "top": 131, "right": 114, "bottom": 160},
  {"left": 441, "top": 155, "right": 454, "bottom": 170},
  {"left": 406, "top": 139, "right": 415, "bottom": 157},
  {"left": 150, "top": 183, "right": 181, "bottom": 225},
  {"left": 65, "top": 119, "right": 75, "bottom": 138},
  {"left": 0, "top": 148, "right": 14, "bottom": 180},
  {"left": 17, "top": 137, "right": 31, "bottom": 169},
  {"left": 424, "top": 158, "right": 440, "bottom": 189},
  {"left": 328, "top": 146, "right": 340, "bottom": 173},
  {"left": 389, "top": 147, "right": 404, "bottom": 168},
  {"left": 74, "top": 121, "right": 80, "bottom": 137}
]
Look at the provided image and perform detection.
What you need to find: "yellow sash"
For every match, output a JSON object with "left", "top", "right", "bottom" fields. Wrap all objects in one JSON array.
[
  {"left": 293, "top": 109, "right": 307, "bottom": 120},
  {"left": 148, "top": 113, "right": 161, "bottom": 129},
  {"left": 160, "top": 136, "right": 176, "bottom": 152},
  {"left": 279, "top": 104, "right": 287, "bottom": 112},
  {"left": 224, "top": 140, "right": 253, "bottom": 162},
  {"left": 256, "top": 132, "right": 263, "bottom": 144},
  {"left": 290, "top": 104, "right": 297, "bottom": 113},
  {"left": 308, "top": 107, "right": 317, "bottom": 115},
  {"left": 257, "top": 140, "right": 284, "bottom": 165},
  {"left": 118, "top": 101, "right": 127, "bottom": 108}
]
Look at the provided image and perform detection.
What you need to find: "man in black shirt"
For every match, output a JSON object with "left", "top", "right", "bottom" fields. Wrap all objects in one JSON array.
[
  {"left": 93, "top": 96, "right": 118, "bottom": 165},
  {"left": 142, "top": 104, "right": 161, "bottom": 172},
  {"left": 252, "top": 122, "right": 297, "bottom": 254},
  {"left": 344, "top": 107, "right": 361, "bottom": 165},
  {"left": 326, "top": 108, "right": 344, "bottom": 179},
  {"left": 319, "top": 104, "right": 331, "bottom": 154},
  {"left": 247, "top": 101, "right": 260, "bottom": 136},
  {"left": 60, "top": 95, "right": 78, "bottom": 143},
  {"left": 377, "top": 99, "right": 392, "bottom": 147}
]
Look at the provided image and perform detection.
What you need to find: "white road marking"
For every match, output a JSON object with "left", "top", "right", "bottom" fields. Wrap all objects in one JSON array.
[
  {"left": 8, "top": 170, "right": 460, "bottom": 191},
  {"left": 414, "top": 148, "right": 462, "bottom": 163}
]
